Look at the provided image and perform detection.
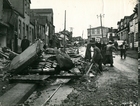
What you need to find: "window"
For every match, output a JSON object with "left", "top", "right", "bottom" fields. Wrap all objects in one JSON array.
[
  {"left": 135, "top": 18, "right": 138, "bottom": 24},
  {"left": 136, "top": 33, "right": 138, "bottom": 41},
  {"left": 23, "top": 23, "right": 25, "bottom": 38},
  {"left": 25, "top": 0, "right": 27, "bottom": 13},
  {"left": 94, "top": 29, "right": 97, "bottom": 34},
  {"left": 88, "top": 30, "right": 90, "bottom": 35},
  {"left": 18, "top": 20, "right": 21, "bottom": 39},
  {"left": 124, "top": 24, "right": 126, "bottom": 27},
  {"left": 30, "top": 27, "right": 32, "bottom": 40},
  {"left": 92, "top": 29, "right": 94, "bottom": 34},
  {"left": 117, "top": 24, "right": 120, "bottom": 29},
  {"left": 32, "top": 29, "right": 34, "bottom": 41},
  {"left": 130, "top": 21, "right": 133, "bottom": 27},
  {"left": 97, "top": 29, "right": 100, "bottom": 34},
  {"left": 26, "top": 25, "right": 28, "bottom": 39},
  {"left": 121, "top": 22, "right": 123, "bottom": 25}
]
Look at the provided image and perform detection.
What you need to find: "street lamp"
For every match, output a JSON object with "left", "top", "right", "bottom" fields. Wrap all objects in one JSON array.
[{"left": 97, "top": 14, "right": 105, "bottom": 38}]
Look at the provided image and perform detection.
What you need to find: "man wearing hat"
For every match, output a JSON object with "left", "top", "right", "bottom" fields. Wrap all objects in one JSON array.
[
  {"left": 91, "top": 42, "right": 103, "bottom": 73},
  {"left": 21, "top": 36, "right": 30, "bottom": 52},
  {"left": 104, "top": 41, "right": 116, "bottom": 67}
]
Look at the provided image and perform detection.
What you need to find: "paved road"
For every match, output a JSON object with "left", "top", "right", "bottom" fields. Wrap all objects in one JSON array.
[
  {"left": 79, "top": 46, "right": 138, "bottom": 76},
  {"left": 113, "top": 54, "right": 138, "bottom": 81},
  {"left": 78, "top": 46, "right": 138, "bottom": 105}
]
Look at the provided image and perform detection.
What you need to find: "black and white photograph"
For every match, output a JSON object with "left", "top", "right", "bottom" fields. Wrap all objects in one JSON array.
[{"left": 0, "top": 0, "right": 139, "bottom": 106}]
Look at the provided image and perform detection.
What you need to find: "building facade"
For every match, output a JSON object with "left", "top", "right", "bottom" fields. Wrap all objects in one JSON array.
[
  {"left": 129, "top": 13, "right": 138, "bottom": 49},
  {"left": 31, "top": 9, "right": 55, "bottom": 47},
  {"left": 107, "top": 28, "right": 118, "bottom": 41},
  {"left": 0, "top": 0, "right": 18, "bottom": 52},
  {"left": 87, "top": 26, "right": 109, "bottom": 43},
  {"left": 117, "top": 16, "right": 130, "bottom": 44},
  {"left": 9, "top": 0, "right": 34, "bottom": 52}
]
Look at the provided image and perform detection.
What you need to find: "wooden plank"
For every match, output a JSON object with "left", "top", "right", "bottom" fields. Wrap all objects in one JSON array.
[
  {"left": 9, "top": 41, "right": 41, "bottom": 74},
  {"left": 50, "top": 74, "right": 82, "bottom": 79},
  {"left": 28, "top": 69, "right": 56, "bottom": 75},
  {"left": 0, "top": 83, "right": 36, "bottom": 106},
  {"left": 9, "top": 75, "right": 50, "bottom": 83}
]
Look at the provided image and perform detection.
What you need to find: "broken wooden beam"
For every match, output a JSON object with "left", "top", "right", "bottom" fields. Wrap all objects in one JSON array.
[
  {"left": 8, "top": 41, "right": 41, "bottom": 74},
  {"left": 9, "top": 75, "right": 50, "bottom": 83},
  {"left": 49, "top": 74, "right": 82, "bottom": 79},
  {"left": 0, "top": 83, "right": 36, "bottom": 106}
]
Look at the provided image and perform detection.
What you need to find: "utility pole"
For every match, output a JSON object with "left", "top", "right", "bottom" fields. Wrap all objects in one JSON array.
[
  {"left": 63, "top": 10, "right": 66, "bottom": 52},
  {"left": 97, "top": 14, "right": 104, "bottom": 38}
]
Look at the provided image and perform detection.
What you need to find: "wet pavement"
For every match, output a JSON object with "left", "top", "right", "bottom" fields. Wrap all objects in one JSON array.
[
  {"left": 60, "top": 46, "right": 138, "bottom": 106},
  {"left": 113, "top": 54, "right": 138, "bottom": 81}
]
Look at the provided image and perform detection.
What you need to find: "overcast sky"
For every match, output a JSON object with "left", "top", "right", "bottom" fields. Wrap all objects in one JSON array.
[{"left": 31, "top": 0, "right": 137, "bottom": 38}]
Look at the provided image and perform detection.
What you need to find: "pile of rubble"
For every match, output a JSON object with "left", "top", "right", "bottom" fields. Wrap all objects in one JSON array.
[
  {"left": 0, "top": 47, "right": 18, "bottom": 78},
  {"left": 0, "top": 40, "right": 96, "bottom": 84}
]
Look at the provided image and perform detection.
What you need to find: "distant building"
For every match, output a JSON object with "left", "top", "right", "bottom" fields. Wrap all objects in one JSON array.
[
  {"left": 107, "top": 27, "right": 118, "bottom": 41},
  {"left": 128, "top": 13, "right": 138, "bottom": 49},
  {"left": 30, "top": 10, "right": 47, "bottom": 42},
  {"left": 0, "top": 0, "right": 18, "bottom": 52},
  {"left": 31, "top": 9, "right": 55, "bottom": 47},
  {"left": 9, "top": 0, "right": 33, "bottom": 52},
  {"left": 87, "top": 26, "right": 110, "bottom": 43},
  {"left": 117, "top": 16, "right": 130, "bottom": 43}
]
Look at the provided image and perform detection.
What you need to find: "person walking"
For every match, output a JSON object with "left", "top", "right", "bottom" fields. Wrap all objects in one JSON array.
[
  {"left": 91, "top": 43, "right": 103, "bottom": 73},
  {"left": 114, "top": 41, "right": 118, "bottom": 51},
  {"left": 101, "top": 42, "right": 107, "bottom": 65},
  {"left": 120, "top": 41, "right": 128, "bottom": 59},
  {"left": 21, "top": 36, "right": 30, "bottom": 52},
  {"left": 104, "top": 41, "right": 117, "bottom": 67}
]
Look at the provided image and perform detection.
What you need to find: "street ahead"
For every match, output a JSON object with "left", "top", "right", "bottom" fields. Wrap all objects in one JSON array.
[{"left": 77, "top": 46, "right": 138, "bottom": 105}]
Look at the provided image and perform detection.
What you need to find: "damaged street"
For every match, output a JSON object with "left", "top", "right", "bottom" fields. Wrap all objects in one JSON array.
[
  {"left": 0, "top": 0, "right": 139, "bottom": 106},
  {"left": 0, "top": 44, "right": 138, "bottom": 106}
]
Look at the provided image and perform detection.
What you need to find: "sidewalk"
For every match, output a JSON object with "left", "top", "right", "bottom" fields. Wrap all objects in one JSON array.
[
  {"left": 126, "top": 49, "right": 138, "bottom": 59},
  {"left": 116, "top": 49, "right": 138, "bottom": 59}
]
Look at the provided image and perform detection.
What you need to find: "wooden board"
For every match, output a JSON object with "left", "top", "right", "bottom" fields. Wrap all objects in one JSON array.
[
  {"left": 0, "top": 83, "right": 36, "bottom": 106},
  {"left": 9, "top": 75, "right": 50, "bottom": 83},
  {"left": 9, "top": 41, "right": 41, "bottom": 74},
  {"left": 50, "top": 74, "right": 82, "bottom": 79}
]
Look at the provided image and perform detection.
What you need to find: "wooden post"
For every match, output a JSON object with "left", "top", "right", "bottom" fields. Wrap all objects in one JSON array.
[{"left": 63, "top": 10, "right": 66, "bottom": 53}]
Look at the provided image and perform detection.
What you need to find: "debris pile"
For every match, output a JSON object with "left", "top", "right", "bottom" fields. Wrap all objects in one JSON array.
[
  {"left": 0, "top": 41, "right": 104, "bottom": 106},
  {"left": 0, "top": 40, "right": 92, "bottom": 84}
]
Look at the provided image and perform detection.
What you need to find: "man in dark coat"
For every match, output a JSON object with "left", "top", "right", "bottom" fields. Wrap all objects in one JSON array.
[
  {"left": 120, "top": 41, "right": 128, "bottom": 59},
  {"left": 95, "top": 41, "right": 101, "bottom": 50},
  {"left": 21, "top": 36, "right": 30, "bottom": 52},
  {"left": 104, "top": 41, "right": 116, "bottom": 67},
  {"left": 85, "top": 43, "right": 91, "bottom": 62},
  {"left": 91, "top": 43, "right": 103, "bottom": 73}
]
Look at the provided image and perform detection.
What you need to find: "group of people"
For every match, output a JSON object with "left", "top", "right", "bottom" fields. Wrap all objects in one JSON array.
[
  {"left": 21, "top": 36, "right": 48, "bottom": 52},
  {"left": 85, "top": 40, "right": 128, "bottom": 74}
]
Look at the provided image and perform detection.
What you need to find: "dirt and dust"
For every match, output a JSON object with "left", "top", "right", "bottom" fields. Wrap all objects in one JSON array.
[{"left": 56, "top": 66, "right": 138, "bottom": 106}]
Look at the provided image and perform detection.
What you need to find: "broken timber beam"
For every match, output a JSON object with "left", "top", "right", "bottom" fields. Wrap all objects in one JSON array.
[
  {"left": 0, "top": 83, "right": 36, "bottom": 106},
  {"left": 8, "top": 41, "right": 41, "bottom": 74}
]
